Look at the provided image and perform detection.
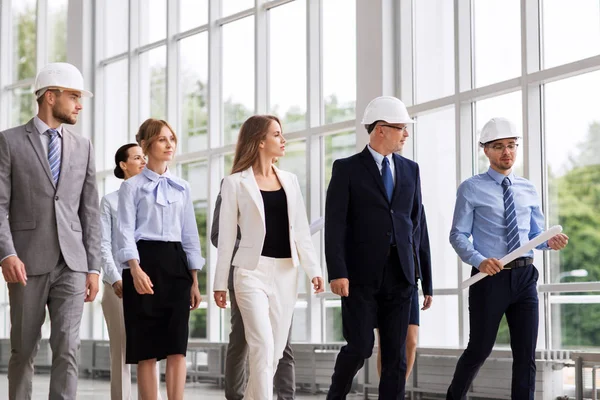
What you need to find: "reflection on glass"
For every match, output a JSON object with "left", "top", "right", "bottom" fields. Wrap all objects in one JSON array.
[
  {"left": 223, "top": 17, "right": 255, "bottom": 145},
  {"left": 325, "top": 300, "right": 343, "bottom": 342},
  {"left": 542, "top": 0, "right": 600, "bottom": 69},
  {"left": 545, "top": 72, "right": 600, "bottom": 284},
  {"left": 475, "top": 91, "right": 523, "bottom": 176},
  {"left": 12, "top": 0, "right": 37, "bottom": 81},
  {"left": 324, "top": 131, "right": 356, "bottom": 188},
  {"left": 139, "top": 0, "right": 166, "bottom": 46},
  {"left": 276, "top": 139, "right": 307, "bottom": 199},
  {"left": 103, "top": 60, "right": 129, "bottom": 168},
  {"left": 269, "top": 0, "right": 306, "bottom": 132},
  {"left": 180, "top": 0, "right": 208, "bottom": 31},
  {"left": 323, "top": 0, "right": 356, "bottom": 123},
  {"left": 189, "top": 307, "right": 207, "bottom": 339},
  {"left": 473, "top": 0, "right": 521, "bottom": 87},
  {"left": 47, "top": 0, "right": 67, "bottom": 63},
  {"left": 414, "top": 0, "right": 454, "bottom": 103},
  {"left": 551, "top": 300, "right": 600, "bottom": 349},
  {"left": 103, "top": 0, "right": 128, "bottom": 58},
  {"left": 221, "top": 0, "right": 254, "bottom": 17},
  {"left": 179, "top": 33, "right": 209, "bottom": 152},
  {"left": 419, "top": 295, "right": 459, "bottom": 347},
  {"left": 10, "top": 87, "right": 35, "bottom": 126},
  {"left": 139, "top": 47, "right": 167, "bottom": 120},
  {"left": 416, "top": 107, "right": 457, "bottom": 289}
]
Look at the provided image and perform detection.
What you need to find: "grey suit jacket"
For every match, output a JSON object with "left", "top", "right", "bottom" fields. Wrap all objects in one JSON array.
[
  {"left": 210, "top": 188, "right": 241, "bottom": 291},
  {"left": 0, "top": 118, "right": 101, "bottom": 275}
]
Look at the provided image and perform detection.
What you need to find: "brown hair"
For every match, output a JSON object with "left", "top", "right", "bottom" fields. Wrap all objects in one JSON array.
[
  {"left": 231, "top": 115, "right": 281, "bottom": 174},
  {"left": 135, "top": 118, "right": 178, "bottom": 154}
]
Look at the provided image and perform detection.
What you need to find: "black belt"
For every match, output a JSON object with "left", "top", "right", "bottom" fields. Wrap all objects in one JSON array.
[{"left": 503, "top": 257, "right": 533, "bottom": 270}]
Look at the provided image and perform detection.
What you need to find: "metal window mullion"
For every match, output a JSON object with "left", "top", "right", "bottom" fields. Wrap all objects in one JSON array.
[
  {"left": 37, "top": 0, "right": 48, "bottom": 69},
  {"left": 93, "top": 0, "right": 106, "bottom": 172},
  {"left": 166, "top": 0, "right": 178, "bottom": 126},
  {"left": 128, "top": 0, "right": 140, "bottom": 140},
  {"left": 0, "top": 0, "right": 11, "bottom": 130},
  {"left": 255, "top": 0, "right": 267, "bottom": 114}
]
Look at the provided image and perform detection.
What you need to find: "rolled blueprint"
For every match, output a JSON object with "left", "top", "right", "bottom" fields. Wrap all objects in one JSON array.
[
  {"left": 461, "top": 225, "right": 563, "bottom": 289},
  {"left": 310, "top": 217, "right": 325, "bottom": 236}
]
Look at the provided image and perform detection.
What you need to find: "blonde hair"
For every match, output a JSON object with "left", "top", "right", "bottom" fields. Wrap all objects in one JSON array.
[
  {"left": 135, "top": 118, "right": 178, "bottom": 154},
  {"left": 231, "top": 115, "right": 281, "bottom": 174}
]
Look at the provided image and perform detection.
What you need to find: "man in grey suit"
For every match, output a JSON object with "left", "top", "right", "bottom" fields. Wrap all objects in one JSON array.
[
  {"left": 211, "top": 188, "right": 296, "bottom": 400},
  {"left": 0, "top": 62, "right": 101, "bottom": 400}
]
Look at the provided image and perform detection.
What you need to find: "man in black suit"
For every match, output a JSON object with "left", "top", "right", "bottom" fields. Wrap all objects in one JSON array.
[{"left": 325, "top": 96, "right": 430, "bottom": 399}]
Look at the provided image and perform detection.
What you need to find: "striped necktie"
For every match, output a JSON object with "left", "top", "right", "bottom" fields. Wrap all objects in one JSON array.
[
  {"left": 46, "top": 129, "right": 61, "bottom": 185},
  {"left": 502, "top": 177, "right": 520, "bottom": 253}
]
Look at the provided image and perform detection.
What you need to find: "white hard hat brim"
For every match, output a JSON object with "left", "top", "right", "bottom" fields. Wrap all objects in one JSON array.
[
  {"left": 360, "top": 116, "right": 416, "bottom": 124},
  {"left": 479, "top": 134, "right": 522, "bottom": 146},
  {"left": 36, "top": 86, "right": 94, "bottom": 98}
]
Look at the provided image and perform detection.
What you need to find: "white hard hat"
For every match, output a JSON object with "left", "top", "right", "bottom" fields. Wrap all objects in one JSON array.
[
  {"left": 479, "top": 117, "right": 521, "bottom": 146},
  {"left": 34, "top": 63, "right": 93, "bottom": 99},
  {"left": 360, "top": 96, "right": 415, "bottom": 125}
]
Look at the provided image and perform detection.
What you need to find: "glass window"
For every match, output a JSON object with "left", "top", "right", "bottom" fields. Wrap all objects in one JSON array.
[
  {"left": 10, "top": 87, "right": 35, "bottom": 126},
  {"left": 475, "top": 91, "right": 523, "bottom": 176},
  {"left": 12, "top": 0, "right": 37, "bottom": 82},
  {"left": 103, "top": 60, "right": 129, "bottom": 168},
  {"left": 551, "top": 296, "right": 600, "bottom": 349},
  {"left": 415, "top": 107, "right": 457, "bottom": 289},
  {"left": 291, "top": 302, "right": 308, "bottom": 342},
  {"left": 545, "top": 71, "right": 600, "bottom": 284},
  {"left": 224, "top": 153, "right": 235, "bottom": 176},
  {"left": 414, "top": 0, "right": 455, "bottom": 103},
  {"left": 323, "top": 0, "right": 356, "bottom": 123},
  {"left": 325, "top": 299, "right": 344, "bottom": 342},
  {"left": 179, "top": 33, "right": 209, "bottom": 153},
  {"left": 542, "top": 0, "right": 600, "bottom": 69},
  {"left": 472, "top": 0, "right": 521, "bottom": 87},
  {"left": 104, "top": 175, "right": 122, "bottom": 195},
  {"left": 221, "top": 0, "right": 254, "bottom": 17},
  {"left": 181, "top": 161, "right": 209, "bottom": 339},
  {"left": 269, "top": 0, "right": 307, "bottom": 132},
  {"left": 222, "top": 17, "right": 255, "bottom": 145},
  {"left": 139, "top": 0, "right": 167, "bottom": 46},
  {"left": 419, "top": 295, "right": 459, "bottom": 347},
  {"left": 275, "top": 139, "right": 307, "bottom": 199},
  {"left": 139, "top": 46, "right": 167, "bottom": 121},
  {"left": 324, "top": 131, "right": 356, "bottom": 188},
  {"left": 179, "top": 0, "right": 208, "bottom": 31},
  {"left": 47, "top": 0, "right": 67, "bottom": 63},
  {"left": 103, "top": 0, "right": 128, "bottom": 58}
]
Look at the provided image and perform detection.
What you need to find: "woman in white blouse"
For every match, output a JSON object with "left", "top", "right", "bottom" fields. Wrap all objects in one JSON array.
[{"left": 100, "top": 143, "right": 163, "bottom": 400}]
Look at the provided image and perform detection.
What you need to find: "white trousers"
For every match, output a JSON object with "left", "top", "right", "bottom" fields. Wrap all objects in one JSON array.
[
  {"left": 234, "top": 256, "right": 298, "bottom": 400},
  {"left": 102, "top": 282, "right": 162, "bottom": 400}
]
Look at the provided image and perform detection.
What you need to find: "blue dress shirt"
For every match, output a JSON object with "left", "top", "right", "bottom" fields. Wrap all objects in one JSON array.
[
  {"left": 450, "top": 167, "right": 550, "bottom": 269},
  {"left": 116, "top": 167, "right": 205, "bottom": 270},
  {"left": 367, "top": 144, "right": 396, "bottom": 184}
]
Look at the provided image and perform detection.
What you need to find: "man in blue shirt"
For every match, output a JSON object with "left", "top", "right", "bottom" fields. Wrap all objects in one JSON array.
[{"left": 446, "top": 117, "right": 568, "bottom": 400}]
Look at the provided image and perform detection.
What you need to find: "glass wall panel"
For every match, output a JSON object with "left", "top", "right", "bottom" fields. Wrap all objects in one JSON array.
[
  {"left": 47, "top": 0, "right": 67, "bottom": 63},
  {"left": 179, "top": 0, "right": 208, "bottom": 31},
  {"left": 475, "top": 91, "right": 523, "bottom": 176},
  {"left": 276, "top": 139, "right": 307, "bottom": 200},
  {"left": 325, "top": 299, "right": 343, "bottom": 342},
  {"left": 323, "top": 0, "right": 356, "bottom": 123},
  {"left": 472, "top": 0, "right": 521, "bottom": 87},
  {"left": 12, "top": 0, "right": 37, "bottom": 82},
  {"left": 221, "top": 0, "right": 254, "bottom": 17},
  {"left": 179, "top": 33, "right": 209, "bottom": 153},
  {"left": 222, "top": 17, "right": 255, "bottom": 145},
  {"left": 550, "top": 295, "right": 600, "bottom": 349},
  {"left": 103, "top": 0, "right": 128, "bottom": 58},
  {"left": 415, "top": 107, "right": 457, "bottom": 289},
  {"left": 542, "top": 0, "right": 600, "bottom": 69},
  {"left": 139, "top": 46, "right": 167, "bottom": 121},
  {"left": 414, "top": 0, "right": 454, "bottom": 103},
  {"left": 324, "top": 131, "right": 356, "bottom": 188},
  {"left": 419, "top": 295, "right": 459, "bottom": 347},
  {"left": 139, "top": 0, "right": 167, "bottom": 46},
  {"left": 545, "top": 71, "right": 600, "bottom": 284},
  {"left": 10, "top": 87, "right": 35, "bottom": 126},
  {"left": 103, "top": 60, "right": 129, "bottom": 168},
  {"left": 269, "top": 0, "right": 307, "bottom": 132}
]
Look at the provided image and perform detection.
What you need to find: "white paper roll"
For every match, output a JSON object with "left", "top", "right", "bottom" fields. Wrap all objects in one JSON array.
[
  {"left": 461, "top": 225, "right": 563, "bottom": 289},
  {"left": 310, "top": 217, "right": 325, "bottom": 235}
]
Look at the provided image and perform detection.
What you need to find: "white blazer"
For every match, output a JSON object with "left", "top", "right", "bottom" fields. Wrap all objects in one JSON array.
[{"left": 213, "top": 165, "right": 321, "bottom": 291}]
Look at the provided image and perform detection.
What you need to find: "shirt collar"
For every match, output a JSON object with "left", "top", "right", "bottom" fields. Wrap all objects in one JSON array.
[
  {"left": 34, "top": 116, "right": 63, "bottom": 137},
  {"left": 367, "top": 144, "right": 393, "bottom": 167},
  {"left": 142, "top": 166, "right": 173, "bottom": 181},
  {"left": 486, "top": 166, "right": 516, "bottom": 185}
]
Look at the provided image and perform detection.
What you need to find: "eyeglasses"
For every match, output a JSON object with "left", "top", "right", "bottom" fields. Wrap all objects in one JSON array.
[
  {"left": 488, "top": 143, "right": 519, "bottom": 152},
  {"left": 379, "top": 124, "right": 408, "bottom": 132}
]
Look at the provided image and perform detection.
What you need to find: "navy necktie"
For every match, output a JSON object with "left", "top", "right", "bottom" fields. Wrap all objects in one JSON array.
[
  {"left": 502, "top": 177, "right": 521, "bottom": 253},
  {"left": 381, "top": 156, "right": 393, "bottom": 202},
  {"left": 46, "top": 129, "right": 61, "bottom": 185}
]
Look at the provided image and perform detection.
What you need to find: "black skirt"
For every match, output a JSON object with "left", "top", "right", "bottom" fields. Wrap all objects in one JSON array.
[{"left": 122, "top": 240, "right": 193, "bottom": 364}]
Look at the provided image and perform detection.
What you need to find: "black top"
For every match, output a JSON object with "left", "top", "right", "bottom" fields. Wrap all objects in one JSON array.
[{"left": 260, "top": 187, "right": 292, "bottom": 258}]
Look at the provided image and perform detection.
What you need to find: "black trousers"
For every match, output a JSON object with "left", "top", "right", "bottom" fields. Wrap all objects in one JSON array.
[
  {"left": 447, "top": 264, "right": 539, "bottom": 400},
  {"left": 327, "top": 248, "right": 414, "bottom": 400}
]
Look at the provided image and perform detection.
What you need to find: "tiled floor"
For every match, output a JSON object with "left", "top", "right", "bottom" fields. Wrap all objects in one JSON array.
[{"left": 0, "top": 373, "right": 366, "bottom": 399}]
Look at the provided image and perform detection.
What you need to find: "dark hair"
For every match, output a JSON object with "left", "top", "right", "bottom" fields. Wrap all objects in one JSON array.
[
  {"left": 366, "top": 120, "right": 382, "bottom": 134},
  {"left": 114, "top": 143, "right": 140, "bottom": 179},
  {"left": 231, "top": 115, "right": 281, "bottom": 174}
]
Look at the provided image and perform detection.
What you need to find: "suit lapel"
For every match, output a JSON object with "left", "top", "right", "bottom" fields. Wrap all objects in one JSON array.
[
  {"left": 57, "top": 129, "right": 72, "bottom": 191},
  {"left": 240, "top": 167, "right": 266, "bottom": 225},
  {"left": 359, "top": 146, "right": 388, "bottom": 201},
  {"left": 391, "top": 153, "right": 404, "bottom": 203},
  {"left": 26, "top": 119, "right": 55, "bottom": 187}
]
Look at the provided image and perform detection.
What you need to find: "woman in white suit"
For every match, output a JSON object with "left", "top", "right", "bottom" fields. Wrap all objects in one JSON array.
[{"left": 213, "top": 115, "right": 324, "bottom": 400}]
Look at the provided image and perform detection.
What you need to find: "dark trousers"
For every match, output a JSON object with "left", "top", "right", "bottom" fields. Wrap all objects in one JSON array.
[
  {"left": 447, "top": 264, "right": 539, "bottom": 400},
  {"left": 327, "top": 249, "right": 414, "bottom": 400}
]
